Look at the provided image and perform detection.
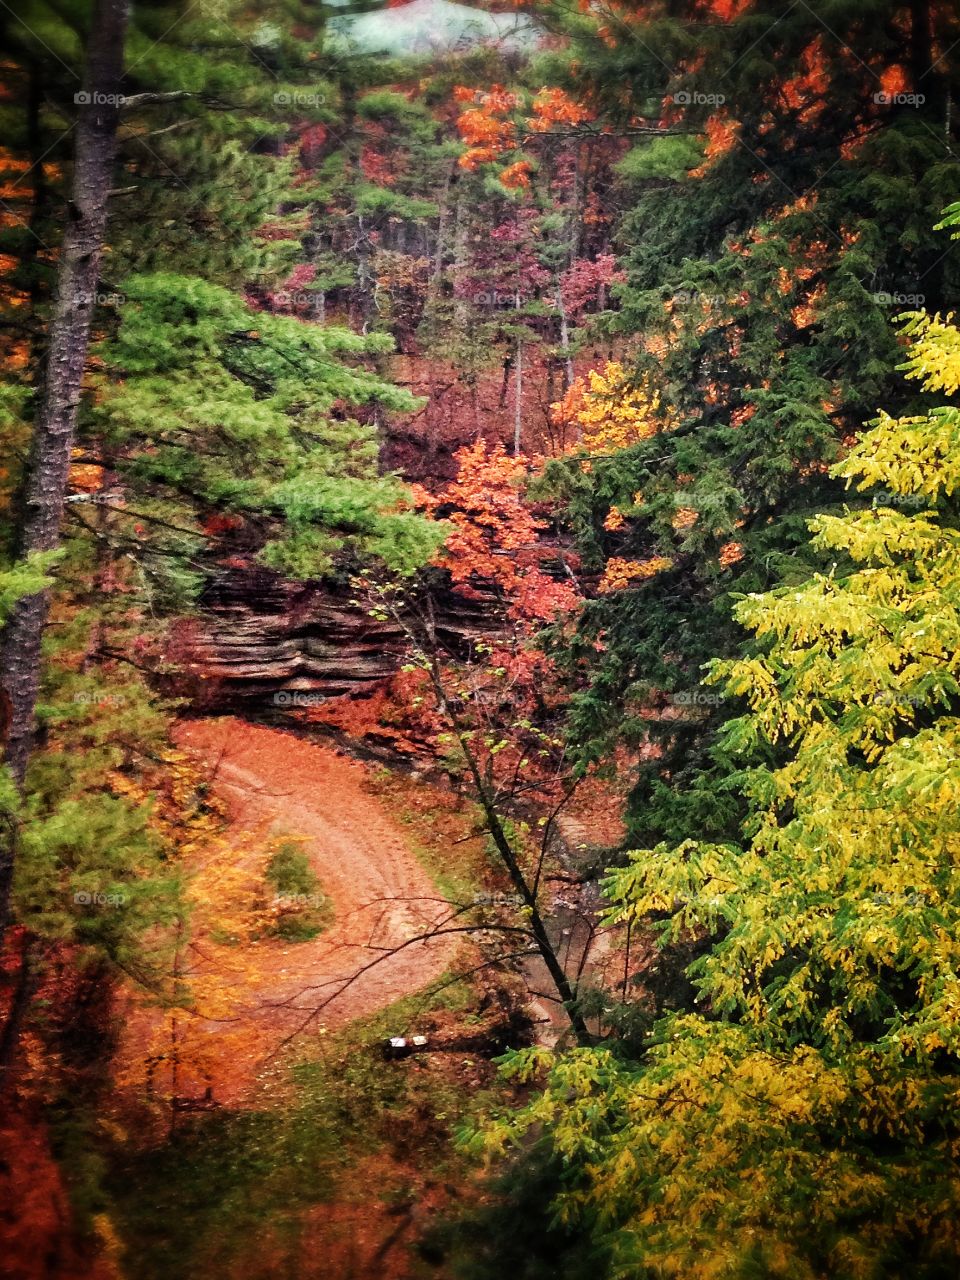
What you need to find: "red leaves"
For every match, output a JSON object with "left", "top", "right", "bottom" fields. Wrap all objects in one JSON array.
[
  {"left": 422, "top": 439, "right": 579, "bottom": 624},
  {"left": 201, "top": 513, "right": 244, "bottom": 536},
  {"left": 559, "top": 254, "right": 626, "bottom": 318}
]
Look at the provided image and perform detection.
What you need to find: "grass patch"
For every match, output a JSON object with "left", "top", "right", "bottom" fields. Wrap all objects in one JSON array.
[
  {"left": 263, "top": 838, "right": 332, "bottom": 941},
  {"left": 367, "top": 772, "right": 491, "bottom": 906}
]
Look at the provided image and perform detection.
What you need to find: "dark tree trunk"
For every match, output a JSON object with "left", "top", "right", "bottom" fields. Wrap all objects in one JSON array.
[
  {"left": 0, "top": 0, "right": 128, "bottom": 931},
  {"left": 0, "top": 934, "right": 40, "bottom": 1097}
]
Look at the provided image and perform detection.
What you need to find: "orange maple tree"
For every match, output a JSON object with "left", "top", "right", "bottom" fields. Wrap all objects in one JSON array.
[
  {"left": 453, "top": 84, "right": 594, "bottom": 188},
  {"left": 418, "top": 438, "right": 579, "bottom": 623}
]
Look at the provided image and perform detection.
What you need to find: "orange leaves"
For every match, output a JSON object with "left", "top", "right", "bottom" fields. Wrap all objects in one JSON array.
[
  {"left": 499, "top": 159, "right": 533, "bottom": 189},
  {"left": 437, "top": 439, "right": 536, "bottom": 567},
  {"left": 454, "top": 82, "right": 592, "bottom": 188},
  {"left": 454, "top": 84, "right": 519, "bottom": 171},
  {"left": 729, "top": 404, "right": 757, "bottom": 429},
  {"left": 879, "top": 64, "right": 910, "bottom": 98},
  {"left": 529, "top": 87, "right": 593, "bottom": 131},
  {"left": 68, "top": 458, "right": 105, "bottom": 495},
  {"left": 598, "top": 556, "right": 673, "bottom": 594},
  {"left": 690, "top": 114, "right": 740, "bottom": 177},
  {"left": 672, "top": 506, "right": 699, "bottom": 532},
  {"left": 425, "top": 439, "right": 579, "bottom": 624},
  {"left": 718, "top": 540, "right": 745, "bottom": 568},
  {"left": 710, "top": 0, "right": 754, "bottom": 17},
  {"left": 778, "top": 36, "right": 830, "bottom": 129},
  {"left": 791, "top": 280, "right": 826, "bottom": 329}
]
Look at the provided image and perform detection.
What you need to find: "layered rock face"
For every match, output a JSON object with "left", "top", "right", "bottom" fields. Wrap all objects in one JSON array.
[{"left": 169, "top": 565, "right": 500, "bottom": 708}]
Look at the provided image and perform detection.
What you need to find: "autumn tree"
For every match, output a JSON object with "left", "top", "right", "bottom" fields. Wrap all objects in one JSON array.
[
  {"left": 0, "top": 1, "right": 442, "bottom": 1089},
  {"left": 472, "top": 267, "right": 960, "bottom": 1277},
  {"left": 528, "top": 0, "right": 960, "bottom": 849},
  {"left": 353, "top": 438, "right": 592, "bottom": 1040}
]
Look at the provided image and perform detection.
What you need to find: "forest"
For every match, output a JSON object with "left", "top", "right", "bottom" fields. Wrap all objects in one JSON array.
[{"left": 2, "top": 1, "right": 960, "bottom": 1276}]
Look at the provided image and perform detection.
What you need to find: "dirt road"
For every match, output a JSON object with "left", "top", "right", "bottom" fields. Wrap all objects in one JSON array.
[{"left": 122, "top": 718, "right": 458, "bottom": 1104}]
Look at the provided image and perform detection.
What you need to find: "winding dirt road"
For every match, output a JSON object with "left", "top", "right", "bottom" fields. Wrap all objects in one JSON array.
[{"left": 124, "top": 718, "right": 458, "bottom": 1104}]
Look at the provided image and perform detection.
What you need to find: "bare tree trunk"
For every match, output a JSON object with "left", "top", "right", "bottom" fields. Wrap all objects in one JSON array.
[
  {"left": 0, "top": 0, "right": 128, "bottom": 929},
  {"left": 513, "top": 290, "right": 523, "bottom": 456},
  {"left": 451, "top": 188, "right": 469, "bottom": 331},
  {"left": 513, "top": 338, "right": 523, "bottom": 456},
  {"left": 370, "top": 583, "right": 590, "bottom": 1044},
  {"left": 558, "top": 300, "right": 575, "bottom": 389}
]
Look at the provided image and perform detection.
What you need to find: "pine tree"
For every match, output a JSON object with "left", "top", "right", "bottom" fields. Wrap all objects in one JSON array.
[
  {"left": 474, "top": 247, "right": 960, "bottom": 1277},
  {"left": 534, "top": 0, "right": 960, "bottom": 847},
  {"left": 0, "top": 0, "right": 442, "bottom": 1080}
]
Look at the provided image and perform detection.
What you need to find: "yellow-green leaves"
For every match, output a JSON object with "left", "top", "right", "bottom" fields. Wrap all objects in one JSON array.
[{"left": 474, "top": 303, "right": 960, "bottom": 1277}]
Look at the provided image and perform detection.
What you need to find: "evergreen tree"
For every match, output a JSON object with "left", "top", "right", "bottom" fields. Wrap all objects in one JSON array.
[
  {"left": 474, "top": 245, "right": 960, "bottom": 1278},
  {"left": 535, "top": 0, "right": 960, "bottom": 847},
  {"left": 0, "top": 0, "right": 440, "bottom": 1081}
]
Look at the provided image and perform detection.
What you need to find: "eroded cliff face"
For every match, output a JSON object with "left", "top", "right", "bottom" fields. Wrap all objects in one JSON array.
[{"left": 167, "top": 564, "right": 501, "bottom": 708}]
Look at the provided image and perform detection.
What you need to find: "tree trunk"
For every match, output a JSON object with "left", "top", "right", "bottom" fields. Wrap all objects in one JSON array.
[
  {"left": 0, "top": 934, "right": 40, "bottom": 1097},
  {"left": 421, "top": 650, "right": 590, "bottom": 1045},
  {"left": 513, "top": 290, "right": 523, "bottom": 456},
  {"left": 0, "top": 0, "right": 127, "bottom": 928}
]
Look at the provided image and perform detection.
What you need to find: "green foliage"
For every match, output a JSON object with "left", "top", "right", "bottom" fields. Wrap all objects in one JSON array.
[
  {"left": 91, "top": 272, "right": 441, "bottom": 580},
  {"left": 263, "top": 839, "right": 329, "bottom": 941},
  {"left": 545, "top": 2, "right": 960, "bottom": 847},
  {"left": 615, "top": 135, "right": 703, "bottom": 183},
  {"left": 475, "top": 310, "right": 960, "bottom": 1277},
  {"left": 0, "top": 552, "right": 59, "bottom": 624}
]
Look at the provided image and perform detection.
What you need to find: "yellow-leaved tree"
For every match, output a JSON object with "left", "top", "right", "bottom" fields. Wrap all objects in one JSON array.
[
  {"left": 470, "top": 214, "right": 960, "bottom": 1278},
  {"left": 550, "top": 361, "right": 670, "bottom": 456}
]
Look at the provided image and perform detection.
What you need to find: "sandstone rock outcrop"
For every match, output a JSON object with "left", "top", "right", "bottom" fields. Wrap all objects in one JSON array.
[{"left": 168, "top": 564, "right": 501, "bottom": 708}]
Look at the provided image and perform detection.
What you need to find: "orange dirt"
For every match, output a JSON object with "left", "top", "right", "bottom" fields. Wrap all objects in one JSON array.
[{"left": 119, "top": 717, "right": 458, "bottom": 1106}]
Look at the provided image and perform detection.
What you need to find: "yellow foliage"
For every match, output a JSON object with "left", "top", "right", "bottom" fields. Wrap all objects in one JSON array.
[
  {"left": 551, "top": 361, "right": 671, "bottom": 455},
  {"left": 598, "top": 555, "right": 673, "bottom": 593},
  {"left": 474, "top": 300, "right": 960, "bottom": 1277}
]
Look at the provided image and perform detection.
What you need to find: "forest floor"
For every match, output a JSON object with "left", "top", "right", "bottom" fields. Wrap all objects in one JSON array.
[
  {"left": 100, "top": 718, "right": 522, "bottom": 1280},
  {"left": 3, "top": 718, "right": 627, "bottom": 1279},
  {"left": 117, "top": 717, "right": 463, "bottom": 1107}
]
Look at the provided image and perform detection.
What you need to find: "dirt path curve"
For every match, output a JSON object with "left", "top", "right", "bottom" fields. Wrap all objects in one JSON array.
[{"left": 140, "top": 718, "right": 457, "bottom": 1102}]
